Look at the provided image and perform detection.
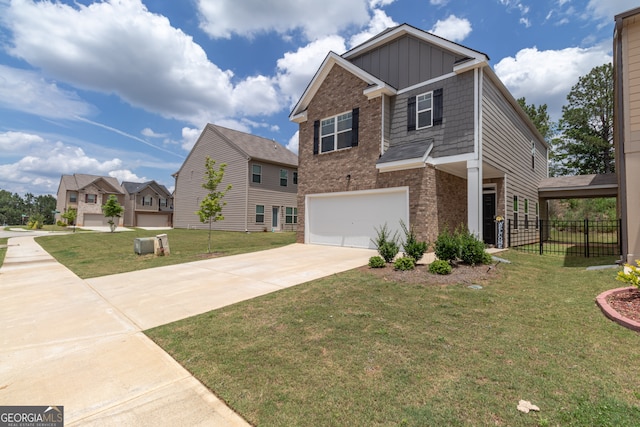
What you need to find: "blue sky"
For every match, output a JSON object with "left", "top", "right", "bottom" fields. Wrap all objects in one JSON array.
[{"left": 0, "top": 0, "right": 636, "bottom": 196}]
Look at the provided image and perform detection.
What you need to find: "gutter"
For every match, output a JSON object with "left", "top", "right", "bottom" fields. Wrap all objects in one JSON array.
[{"left": 614, "top": 14, "right": 628, "bottom": 260}]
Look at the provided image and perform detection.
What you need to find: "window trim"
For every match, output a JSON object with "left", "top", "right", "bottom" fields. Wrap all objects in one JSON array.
[
  {"left": 513, "top": 195, "right": 519, "bottom": 230},
  {"left": 142, "top": 195, "right": 153, "bottom": 207},
  {"left": 280, "top": 169, "right": 288, "bottom": 187},
  {"left": 416, "top": 91, "right": 434, "bottom": 130},
  {"left": 285, "top": 206, "right": 298, "bottom": 224},
  {"left": 255, "top": 205, "right": 265, "bottom": 223},
  {"left": 252, "top": 164, "right": 262, "bottom": 184},
  {"left": 69, "top": 192, "right": 77, "bottom": 203},
  {"left": 293, "top": 171, "right": 298, "bottom": 185},
  {"left": 320, "top": 111, "right": 353, "bottom": 153},
  {"left": 86, "top": 194, "right": 97, "bottom": 204}
]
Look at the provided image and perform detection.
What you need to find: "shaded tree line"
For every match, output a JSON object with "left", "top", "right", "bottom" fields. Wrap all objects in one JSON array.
[{"left": 0, "top": 190, "right": 57, "bottom": 226}]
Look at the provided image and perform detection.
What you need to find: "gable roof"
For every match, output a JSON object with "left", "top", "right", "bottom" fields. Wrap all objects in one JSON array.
[
  {"left": 60, "top": 174, "right": 124, "bottom": 194},
  {"left": 122, "top": 180, "right": 171, "bottom": 197},
  {"left": 290, "top": 24, "right": 490, "bottom": 122}
]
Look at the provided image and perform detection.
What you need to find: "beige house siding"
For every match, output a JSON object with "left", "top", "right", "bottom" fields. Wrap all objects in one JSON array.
[
  {"left": 173, "top": 127, "right": 247, "bottom": 230},
  {"left": 482, "top": 74, "right": 547, "bottom": 228},
  {"left": 174, "top": 125, "right": 298, "bottom": 232},
  {"left": 616, "top": 8, "right": 640, "bottom": 263}
]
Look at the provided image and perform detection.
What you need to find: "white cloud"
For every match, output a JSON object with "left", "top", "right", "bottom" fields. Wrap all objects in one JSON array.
[
  {"left": 0, "top": 140, "right": 127, "bottom": 195},
  {"left": 520, "top": 17, "right": 531, "bottom": 27},
  {"left": 0, "top": 65, "right": 94, "bottom": 119},
  {"left": 109, "top": 170, "right": 147, "bottom": 183},
  {"left": 196, "top": 0, "right": 370, "bottom": 40},
  {"left": 141, "top": 128, "right": 168, "bottom": 138},
  {"left": 232, "top": 75, "right": 281, "bottom": 116},
  {"left": 370, "top": 0, "right": 396, "bottom": 6},
  {"left": 276, "top": 35, "right": 347, "bottom": 108},
  {"left": 1, "top": 0, "right": 281, "bottom": 126},
  {"left": 430, "top": 0, "right": 449, "bottom": 5},
  {"left": 430, "top": 15, "right": 472, "bottom": 42},
  {"left": 494, "top": 44, "right": 612, "bottom": 120},
  {"left": 348, "top": 9, "right": 398, "bottom": 48},
  {"left": 180, "top": 127, "right": 202, "bottom": 152},
  {"left": 286, "top": 131, "right": 299, "bottom": 155},
  {"left": 0, "top": 131, "right": 45, "bottom": 153},
  {"left": 587, "top": 0, "right": 639, "bottom": 21}
]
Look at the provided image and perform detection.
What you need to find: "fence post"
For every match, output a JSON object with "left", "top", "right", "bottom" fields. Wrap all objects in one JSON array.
[
  {"left": 619, "top": 218, "right": 623, "bottom": 258},
  {"left": 584, "top": 219, "right": 589, "bottom": 258},
  {"left": 508, "top": 219, "right": 511, "bottom": 248},
  {"left": 539, "top": 219, "right": 543, "bottom": 255}
]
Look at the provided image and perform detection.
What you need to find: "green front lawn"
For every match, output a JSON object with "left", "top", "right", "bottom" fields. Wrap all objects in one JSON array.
[
  {"left": 147, "top": 251, "right": 640, "bottom": 426},
  {"left": 35, "top": 229, "right": 296, "bottom": 278}
]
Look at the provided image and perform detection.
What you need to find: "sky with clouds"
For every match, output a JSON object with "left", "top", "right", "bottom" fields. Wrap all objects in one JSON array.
[{"left": 0, "top": 0, "right": 636, "bottom": 196}]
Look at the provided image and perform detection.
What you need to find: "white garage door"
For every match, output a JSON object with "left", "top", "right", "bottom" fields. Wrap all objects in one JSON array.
[
  {"left": 137, "top": 213, "right": 170, "bottom": 227},
  {"left": 83, "top": 214, "right": 109, "bottom": 226},
  {"left": 306, "top": 187, "right": 409, "bottom": 249}
]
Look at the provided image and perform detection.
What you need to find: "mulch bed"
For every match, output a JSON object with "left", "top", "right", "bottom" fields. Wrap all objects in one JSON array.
[
  {"left": 359, "top": 261, "right": 501, "bottom": 286},
  {"left": 606, "top": 288, "right": 640, "bottom": 324}
]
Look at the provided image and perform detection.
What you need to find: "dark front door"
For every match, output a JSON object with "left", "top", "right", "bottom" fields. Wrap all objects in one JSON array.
[{"left": 483, "top": 193, "right": 496, "bottom": 245}]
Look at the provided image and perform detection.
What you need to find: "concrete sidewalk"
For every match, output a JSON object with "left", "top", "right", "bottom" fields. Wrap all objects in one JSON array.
[{"left": 0, "top": 235, "right": 374, "bottom": 425}]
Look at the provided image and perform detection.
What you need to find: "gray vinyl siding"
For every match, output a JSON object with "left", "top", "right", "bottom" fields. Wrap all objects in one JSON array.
[
  {"left": 481, "top": 74, "right": 547, "bottom": 224},
  {"left": 173, "top": 127, "right": 248, "bottom": 231},
  {"left": 388, "top": 72, "right": 475, "bottom": 157},
  {"left": 349, "top": 35, "right": 464, "bottom": 90},
  {"left": 249, "top": 162, "right": 297, "bottom": 194}
]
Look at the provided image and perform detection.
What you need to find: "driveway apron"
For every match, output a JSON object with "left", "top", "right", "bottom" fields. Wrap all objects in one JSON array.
[{"left": 0, "top": 236, "right": 373, "bottom": 425}]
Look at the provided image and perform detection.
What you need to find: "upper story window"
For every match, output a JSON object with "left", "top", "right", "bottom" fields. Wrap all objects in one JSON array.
[
  {"left": 252, "top": 164, "right": 262, "bottom": 183},
  {"left": 407, "top": 88, "right": 443, "bottom": 131},
  {"left": 159, "top": 198, "right": 168, "bottom": 207},
  {"left": 143, "top": 195, "right": 153, "bottom": 206},
  {"left": 314, "top": 108, "right": 359, "bottom": 155},
  {"left": 417, "top": 92, "right": 433, "bottom": 129},
  {"left": 513, "top": 195, "right": 519, "bottom": 229},
  {"left": 293, "top": 171, "right": 298, "bottom": 185},
  {"left": 85, "top": 194, "right": 97, "bottom": 204},
  {"left": 280, "top": 169, "right": 288, "bottom": 187},
  {"left": 69, "top": 192, "right": 77, "bottom": 203}
]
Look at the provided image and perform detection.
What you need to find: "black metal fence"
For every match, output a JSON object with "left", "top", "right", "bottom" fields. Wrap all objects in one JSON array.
[{"left": 507, "top": 219, "right": 621, "bottom": 257}]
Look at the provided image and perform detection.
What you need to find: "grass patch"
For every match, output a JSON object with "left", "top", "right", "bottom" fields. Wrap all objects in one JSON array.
[
  {"left": 147, "top": 251, "right": 640, "bottom": 426},
  {"left": 36, "top": 229, "right": 295, "bottom": 278},
  {"left": 0, "top": 237, "right": 7, "bottom": 265}
]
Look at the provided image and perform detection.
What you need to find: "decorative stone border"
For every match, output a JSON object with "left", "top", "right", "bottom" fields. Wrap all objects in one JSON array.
[{"left": 595, "top": 287, "right": 640, "bottom": 332}]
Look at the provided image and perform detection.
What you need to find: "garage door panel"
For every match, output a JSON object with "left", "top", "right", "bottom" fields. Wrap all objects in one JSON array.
[
  {"left": 137, "top": 213, "right": 170, "bottom": 227},
  {"left": 307, "top": 188, "right": 409, "bottom": 249},
  {"left": 83, "top": 214, "right": 109, "bottom": 226}
]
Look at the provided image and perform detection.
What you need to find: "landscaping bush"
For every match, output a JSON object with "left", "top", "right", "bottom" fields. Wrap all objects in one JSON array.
[
  {"left": 372, "top": 223, "right": 399, "bottom": 262},
  {"left": 617, "top": 260, "right": 640, "bottom": 288},
  {"left": 27, "top": 213, "right": 45, "bottom": 230},
  {"left": 433, "top": 227, "right": 459, "bottom": 262},
  {"left": 400, "top": 220, "right": 428, "bottom": 263},
  {"left": 56, "top": 220, "right": 67, "bottom": 227},
  {"left": 394, "top": 256, "right": 415, "bottom": 271},
  {"left": 458, "top": 229, "right": 490, "bottom": 266},
  {"left": 429, "top": 259, "right": 452, "bottom": 275},
  {"left": 368, "top": 256, "right": 386, "bottom": 269}
]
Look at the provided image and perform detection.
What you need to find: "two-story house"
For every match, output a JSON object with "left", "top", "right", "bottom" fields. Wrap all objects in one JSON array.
[
  {"left": 55, "top": 174, "right": 125, "bottom": 227},
  {"left": 290, "top": 24, "right": 548, "bottom": 249},
  {"left": 614, "top": 7, "right": 640, "bottom": 264},
  {"left": 121, "top": 181, "right": 173, "bottom": 227},
  {"left": 173, "top": 124, "right": 298, "bottom": 232}
]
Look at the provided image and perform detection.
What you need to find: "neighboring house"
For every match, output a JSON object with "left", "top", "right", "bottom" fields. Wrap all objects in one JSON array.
[
  {"left": 55, "top": 174, "right": 125, "bottom": 227},
  {"left": 614, "top": 7, "right": 640, "bottom": 264},
  {"left": 289, "top": 24, "right": 548, "bottom": 249},
  {"left": 173, "top": 124, "right": 298, "bottom": 232},
  {"left": 121, "top": 181, "right": 173, "bottom": 227}
]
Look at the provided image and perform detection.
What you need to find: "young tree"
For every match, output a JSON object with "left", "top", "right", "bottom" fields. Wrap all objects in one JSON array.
[
  {"left": 61, "top": 208, "right": 77, "bottom": 232},
  {"left": 555, "top": 63, "right": 614, "bottom": 176},
  {"left": 196, "top": 157, "right": 232, "bottom": 253},
  {"left": 102, "top": 195, "right": 124, "bottom": 232}
]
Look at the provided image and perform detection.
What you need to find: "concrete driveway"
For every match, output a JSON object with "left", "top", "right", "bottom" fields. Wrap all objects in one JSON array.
[{"left": 0, "top": 235, "right": 374, "bottom": 425}]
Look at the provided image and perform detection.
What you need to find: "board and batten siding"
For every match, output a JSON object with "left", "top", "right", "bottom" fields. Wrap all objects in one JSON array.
[
  {"left": 173, "top": 126, "right": 249, "bottom": 231},
  {"left": 481, "top": 74, "right": 547, "bottom": 224},
  {"left": 247, "top": 161, "right": 297, "bottom": 232},
  {"left": 349, "top": 34, "right": 465, "bottom": 90}
]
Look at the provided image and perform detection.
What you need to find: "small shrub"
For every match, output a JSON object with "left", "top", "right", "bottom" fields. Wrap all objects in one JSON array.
[
  {"left": 394, "top": 256, "right": 415, "bottom": 271},
  {"left": 617, "top": 260, "right": 640, "bottom": 288},
  {"left": 400, "top": 220, "right": 428, "bottom": 262},
  {"left": 429, "top": 259, "right": 452, "bottom": 275},
  {"left": 27, "top": 213, "right": 45, "bottom": 230},
  {"left": 458, "top": 229, "right": 490, "bottom": 265},
  {"left": 434, "top": 227, "right": 460, "bottom": 262},
  {"left": 372, "top": 223, "right": 400, "bottom": 262},
  {"left": 56, "top": 220, "right": 67, "bottom": 227},
  {"left": 368, "top": 256, "right": 386, "bottom": 268}
]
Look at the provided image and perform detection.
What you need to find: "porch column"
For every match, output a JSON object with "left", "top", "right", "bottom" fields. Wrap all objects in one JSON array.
[{"left": 467, "top": 159, "right": 482, "bottom": 239}]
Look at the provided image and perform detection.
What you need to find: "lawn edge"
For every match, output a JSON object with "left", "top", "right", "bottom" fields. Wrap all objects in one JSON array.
[{"left": 595, "top": 287, "right": 640, "bottom": 332}]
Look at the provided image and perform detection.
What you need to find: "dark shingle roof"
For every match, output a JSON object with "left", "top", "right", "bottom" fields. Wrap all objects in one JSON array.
[
  {"left": 211, "top": 125, "right": 298, "bottom": 167},
  {"left": 122, "top": 180, "right": 171, "bottom": 196},
  {"left": 62, "top": 174, "right": 123, "bottom": 193},
  {"left": 377, "top": 140, "right": 433, "bottom": 165}
]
